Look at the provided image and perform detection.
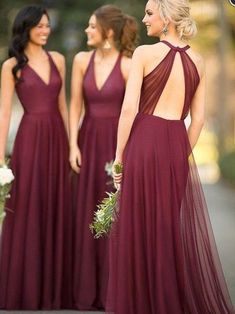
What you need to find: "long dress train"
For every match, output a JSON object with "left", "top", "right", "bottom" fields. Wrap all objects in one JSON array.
[
  {"left": 73, "top": 51, "right": 125, "bottom": 310},
  {"left": 106, "top": 40, "right": 235, "bottom": 314},
  {"left": 0, "top": 51, "right": 72, "bottom": 310}
]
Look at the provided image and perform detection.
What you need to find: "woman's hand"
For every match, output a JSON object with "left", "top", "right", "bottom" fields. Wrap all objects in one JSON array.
[
  {"left": 0, "top": 159, "right": 5, "bottom": 166},
  {"left": 112, "top": 159, "right": 123, "bottom": 190},
  {"left": 69, "top": 145, "right": 82, "bottom": 173}
]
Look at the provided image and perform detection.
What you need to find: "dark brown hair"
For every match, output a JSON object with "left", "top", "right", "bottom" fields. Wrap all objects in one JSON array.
[
  {"left": 9, "top": 5, "right": 49, "bottom": 82},
  {"left": 93, "top": 5, "right": 138, "bottom": 57}
]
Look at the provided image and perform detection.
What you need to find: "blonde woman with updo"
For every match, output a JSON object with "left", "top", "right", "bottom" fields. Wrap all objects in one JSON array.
[
  {"left": 69, "top": 5, "right": 138, "bottom": 310},
  {"left": 108, "top": 0, "right": 235, "bottom": 313}
]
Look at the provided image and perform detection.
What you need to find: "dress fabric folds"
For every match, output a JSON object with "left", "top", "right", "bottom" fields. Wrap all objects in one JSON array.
[
  {"left": 72, "top": 51, "right": 125, "bottom": 310},
  {"left": 106, "top": 41, "right": 235, "bottom": 314},
  {"left": 0, "top": 52, "right": 72, "bottom": 310}
]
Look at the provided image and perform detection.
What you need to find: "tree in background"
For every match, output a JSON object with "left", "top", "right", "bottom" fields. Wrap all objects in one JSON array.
[{"left": 0, "top": 0, "right": 235, "bottom": 181}]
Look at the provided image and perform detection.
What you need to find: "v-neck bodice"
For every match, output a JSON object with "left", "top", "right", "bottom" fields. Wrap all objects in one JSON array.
[
  {"left": 82, "top": 50, "right": 125, "bottom": 119},
  {"left": 26, "top": 51, "right": 52, "bottom": 86},
  {"left": 16, "top": 51, "right": 62, "bottom": 114},
  {"left": 92, "top": 51, "right": 122, "bottom": 92}
]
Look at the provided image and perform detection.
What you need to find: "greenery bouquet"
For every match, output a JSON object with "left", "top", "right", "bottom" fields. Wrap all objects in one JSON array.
[{"left": 90, "top": 162, "right": 123, "bottom": 238}]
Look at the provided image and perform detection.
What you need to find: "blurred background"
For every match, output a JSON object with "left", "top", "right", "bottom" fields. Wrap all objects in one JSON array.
[
  {"left": 0, "top": 0, "right": 235, "bottom": 183},
  {"left": 0, "top": 0, "right": 235, "bottom": 309}
]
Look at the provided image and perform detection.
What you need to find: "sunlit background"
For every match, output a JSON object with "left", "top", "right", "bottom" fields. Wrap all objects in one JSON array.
[
  {"left": 0, "top": 0, "right": 235, "bottom": 184},
  {"left": 0, "top": 0, "right": 235, "bottom": 310}
]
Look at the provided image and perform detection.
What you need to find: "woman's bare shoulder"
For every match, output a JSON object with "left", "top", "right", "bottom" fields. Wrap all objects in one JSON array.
[
  {"left": 2, "top": 57, "right": 17, "bottom": 71},
  {"left": 134, "top": 42, "right": 169, "bottom": 60},
  {"left": 48, "top": 51, "right": 65, "bottom": 72},
  {"left": 120, "top": 54, "right": 131, "bottom": 69},
  {"left": 133, "top": 44, "right": 154, "bottom": 56},
  {"left": 74, "top": 50, "right": 93, "bottom": 65},
  {"left": 73, "top": 50, "right": 93, "bottom": 74}
]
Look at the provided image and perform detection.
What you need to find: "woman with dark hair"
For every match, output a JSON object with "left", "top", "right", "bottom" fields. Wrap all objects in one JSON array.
[
  {"left": 69, "top": 4, "right": 138, "bottom": 310},
  {"left": 0, "top": 5, "right": 72, "bottom": 309}
]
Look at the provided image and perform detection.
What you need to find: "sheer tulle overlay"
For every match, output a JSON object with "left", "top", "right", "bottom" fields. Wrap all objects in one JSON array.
[
  {"left": 0, "top": 52, "right": 72, "bottom": 310},
  {"left": 106, "top": 41, "right": 234, "bottom": 314}
]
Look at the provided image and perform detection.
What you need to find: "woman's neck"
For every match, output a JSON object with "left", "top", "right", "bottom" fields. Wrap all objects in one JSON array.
[
  {"left": 24, "top": 43, "right": 45, "bottom": 61},
  {"left": 159, "top": 34, "right": 186, "bottom": 47},
  {"left": 159, "top": 24, "right": 186, "bottom": 46},
  {"left": 96, "top": 45, "right": 119, "bottom": 60}
]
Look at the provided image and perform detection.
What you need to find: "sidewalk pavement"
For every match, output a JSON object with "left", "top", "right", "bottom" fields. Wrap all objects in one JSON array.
[{"left": 203, "top": 180, "right": 235, "bottom": 307}]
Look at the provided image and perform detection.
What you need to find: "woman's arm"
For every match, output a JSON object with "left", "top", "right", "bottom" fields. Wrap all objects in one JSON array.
[
  {"left": 113, "top": 47, "right": 144, "bottom": 185},
  {"left": 0, "top": 59, "right": 15, "bottom": 165},
  {"left": 69, "top": 52, "right": 87, "bottom": 173},
  {"left": 188, "top": 60, "right": 206, "bottom": 150},
  {"left": 115, "top": 47, "right": 144, "bottom": 163}
]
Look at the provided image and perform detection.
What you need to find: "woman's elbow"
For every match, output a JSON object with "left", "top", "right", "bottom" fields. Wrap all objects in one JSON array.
[
  {"left": 192, "top": 116, "right": 204, "bottom": 129},
  {"left": 0, "top": 109, "right": 11, "bottom": 122},
  {"left": 121, "top": 104, "right": 137, "bottom": 118}
]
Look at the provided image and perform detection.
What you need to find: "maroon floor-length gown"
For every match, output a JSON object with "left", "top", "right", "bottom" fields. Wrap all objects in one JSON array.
[
  {"left": 0, "top": 52, "right": 72, "bottom": 310},
  {"left": 73, "top": 51, "right": 125, "bottom": 310},
  {"left": 106, "top": 41, "right": 235, "bottom": 314}
]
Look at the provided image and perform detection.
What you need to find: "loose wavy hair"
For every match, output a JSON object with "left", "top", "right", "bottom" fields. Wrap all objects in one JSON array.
[{"left": 9, "top": 5, "right": 49, "bottom": 81}]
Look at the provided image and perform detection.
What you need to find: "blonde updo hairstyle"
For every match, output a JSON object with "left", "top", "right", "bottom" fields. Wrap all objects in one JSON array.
[
  {"left": 93, "top": 5, "right": 138, "bottom": 57},
  {"left": 155, "top": 0, "right": 197, "bottom": 40}
]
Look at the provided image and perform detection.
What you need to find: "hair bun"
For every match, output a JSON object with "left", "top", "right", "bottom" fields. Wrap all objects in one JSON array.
[{"left": 177, "top": 17, "right": 197, "bottom": 40}]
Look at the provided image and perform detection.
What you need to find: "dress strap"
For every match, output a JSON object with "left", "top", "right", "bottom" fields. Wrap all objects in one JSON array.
[
  {"left": 161, "top": 40, "right": 190, "bottom": 52},
  {"left": 87, "top": 50, "right": 96, "bottom": 72},
  {"left": 45, "top": 50, "right": 62, "bottom": 79},
  {"left": 45, "top": 50, "right": 54, "bottom": 64},
  {"left": 111, "top": 52, "right": 122, "bottom": 72},
  {"left": 116, "top": 52, "right": 122, "bottom": 64},
  {"left": 45, "top": 50, "right": 59, "bottom": 71}
]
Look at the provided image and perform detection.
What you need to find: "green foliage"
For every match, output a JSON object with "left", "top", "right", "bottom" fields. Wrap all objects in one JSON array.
[
  {"left": 90, "top": 162, "right": 123, "bottom": 238},
  {"left": 219, "top": 149, "right": 235, "bottom": 185},
  {"left": 0, "top": 183, "right": 11, "bottom": 221},
  {"left": 114, "top": 162, "right": 123, "bottom": 174},
  {"left": 89, "top": 190, "right": 120, "bottom": 239}
]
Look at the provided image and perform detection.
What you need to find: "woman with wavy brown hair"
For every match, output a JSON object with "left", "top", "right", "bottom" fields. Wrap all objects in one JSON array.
[{"left": 69, "top": 4, "right": 138, "bottom": 310}]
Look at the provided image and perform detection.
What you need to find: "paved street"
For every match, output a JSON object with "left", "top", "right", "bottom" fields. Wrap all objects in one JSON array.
[{"left": 203, "top": 180, "right": 235, "bottom": 307}]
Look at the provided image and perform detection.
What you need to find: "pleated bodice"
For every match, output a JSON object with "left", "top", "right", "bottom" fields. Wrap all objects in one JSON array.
[{"left": 139, "top": 40, "right": 200, "bottom": 119}]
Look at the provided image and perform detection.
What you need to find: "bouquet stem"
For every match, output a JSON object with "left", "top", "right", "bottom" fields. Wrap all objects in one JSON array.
[{"left": 90, "top": 162, "right": 123, "bottom": 238}]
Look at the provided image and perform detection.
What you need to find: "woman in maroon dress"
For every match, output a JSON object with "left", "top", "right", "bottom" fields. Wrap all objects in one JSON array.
[
  {"left": 110, "top": 0, "right": 235, "bottom": 313},
  {"left": 0, "top": 5, "right": 72, "bottom": 309},
  {"left": 69, "top": 5, "right": 138, "bottom": 310}
]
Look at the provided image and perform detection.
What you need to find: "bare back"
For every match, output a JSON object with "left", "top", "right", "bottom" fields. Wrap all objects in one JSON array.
[{"left": 139, "top": 40, "right": 200, "bottom": 120}]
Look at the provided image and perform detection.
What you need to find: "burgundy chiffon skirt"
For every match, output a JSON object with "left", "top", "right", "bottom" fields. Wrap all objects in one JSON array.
[
  {"left": 0, "top": 112, "right": 72, "bottom": 310},
  {"left": 106, "top": 113, "right": 234, "bottom": 314}
]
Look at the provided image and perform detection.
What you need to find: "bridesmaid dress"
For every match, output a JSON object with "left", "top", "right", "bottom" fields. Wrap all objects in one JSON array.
[
  {"left": 73, "top": 51, "right": 125, "bottom": 310},
  {"left": 0, "top": 52, "right": 72, "bottom": 310},
  {"left": 106, "top": 41, "right": 235, "bottom": 314}
]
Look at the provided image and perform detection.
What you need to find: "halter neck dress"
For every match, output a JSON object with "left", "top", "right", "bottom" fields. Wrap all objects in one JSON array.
[
  {"left": 0, "top": 51, "right": 72, "bottom": 310},
  {"left": 106, "top": 41, "right": 235, "bottom": 314},
  {"left": 73, "top": 50, "right": 125, "bottom": 310}
]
